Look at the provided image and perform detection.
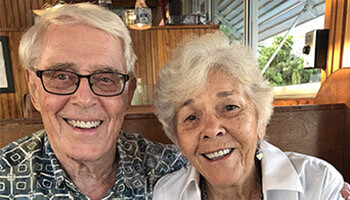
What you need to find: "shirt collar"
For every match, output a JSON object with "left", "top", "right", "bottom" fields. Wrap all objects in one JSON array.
[
  {"left": 260, "top": 140, "right": 304, "bottom": 193},
  {"left": 180, "top": 165, "right": 201, "bottom": 200},
  {"left": 40, "top": 132, "right": 76, "bottom": 190}
]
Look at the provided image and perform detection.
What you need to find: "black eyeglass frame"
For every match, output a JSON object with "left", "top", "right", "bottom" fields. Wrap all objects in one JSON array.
[{"left": 36, "top": 70, "right": 130, "bottom": 97}]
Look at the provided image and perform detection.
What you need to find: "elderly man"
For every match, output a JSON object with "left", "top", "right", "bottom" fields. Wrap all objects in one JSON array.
[{"left": 0, "top": 3, "right": 186, "bottom": 199}]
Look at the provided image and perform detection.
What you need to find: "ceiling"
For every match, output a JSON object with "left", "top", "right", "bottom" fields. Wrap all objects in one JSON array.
[{"left": 216, "top": 0, "right": 325, "bottom": 41}]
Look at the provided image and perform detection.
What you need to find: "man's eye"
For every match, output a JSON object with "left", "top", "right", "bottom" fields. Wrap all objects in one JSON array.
[
  {"left": 56, "top": 74, "right": 69, "bottom": 80},
  {"left": 225, "top": 105, "right": 237, "bottom": 111},
  {"left": 100, "top": 77, "right": 112, "bottom": 83},
  {"left": 185, "top": 115, "right": 197, "bottom": 121}
]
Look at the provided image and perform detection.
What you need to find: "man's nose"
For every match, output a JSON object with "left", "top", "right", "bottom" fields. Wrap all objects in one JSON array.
[{"left": 70, "top": 78, "right": 98, "bottom": 107}]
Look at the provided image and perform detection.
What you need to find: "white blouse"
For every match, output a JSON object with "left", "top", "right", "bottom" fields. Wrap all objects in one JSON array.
[{"left": 153, "top": 141, "right": 344, "bottom": 200}]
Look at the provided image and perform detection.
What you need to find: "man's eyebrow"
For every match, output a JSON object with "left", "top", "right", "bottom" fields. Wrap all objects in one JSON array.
[
  {"left": 92, "top": 65, "right": 124, "bottom": 73},
  {"left": 46, "top": 63, "right": 76, "bottom": 70},
  {"left": 216, "top": 90, "right": 234, "bottom": 98}
]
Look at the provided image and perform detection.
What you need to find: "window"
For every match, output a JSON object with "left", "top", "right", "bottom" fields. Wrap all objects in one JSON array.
[{"left": 187, "top": 0, "right": 325, "bottom": 98}]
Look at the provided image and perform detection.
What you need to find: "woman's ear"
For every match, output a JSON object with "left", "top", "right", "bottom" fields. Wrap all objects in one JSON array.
[
  {"left": 25, "top": 69, "right": 41, "bottom": 112},
  {"left": 257, "top": 122, "right": 266, "bottom": 140}
]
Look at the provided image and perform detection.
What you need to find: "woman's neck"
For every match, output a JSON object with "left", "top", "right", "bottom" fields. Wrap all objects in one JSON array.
[{"left": 204, "top": 164, "right": 262, "bottom": 200}]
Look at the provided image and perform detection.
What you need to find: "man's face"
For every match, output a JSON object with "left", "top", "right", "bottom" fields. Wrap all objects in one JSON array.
[{"left": 26, "top": 23, "right": 135, "bottom": 162}]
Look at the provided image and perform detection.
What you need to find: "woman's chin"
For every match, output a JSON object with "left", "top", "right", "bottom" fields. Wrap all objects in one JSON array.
[{"left": 206, "top": 176, "right": 241, "bottom": 188}]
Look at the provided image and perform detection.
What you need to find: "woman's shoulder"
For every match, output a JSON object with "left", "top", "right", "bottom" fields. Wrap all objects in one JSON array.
[
  {"left": 261, "top": 141, "right": 344, "bottom": 199},
  {"left": 285, "top": 151, "right": 343, "bottom": 183},
  {"left": 262, "top": 141, "right": 342, "bottom": 178}
]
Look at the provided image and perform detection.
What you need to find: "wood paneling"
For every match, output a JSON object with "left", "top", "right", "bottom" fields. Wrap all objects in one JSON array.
[
  {"left": 315, "top": 68, "right": 350, "bottom": 181},
  {"left": 322, "top": 0, "right": 350, "bottom": 81},
  {"left": 273, "top": 98, "right": 315, "bottom": 106},
  {"left": 0, "top": 0, "right": 58, "bottom": 31},
  {"left": 129, "top": 25, "right": 219, "bottom": 105}
]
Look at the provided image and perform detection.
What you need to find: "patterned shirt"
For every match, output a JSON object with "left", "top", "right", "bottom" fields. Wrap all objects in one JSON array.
[{"left": 0, "top": 129, "right": 188, "bottom": 199}]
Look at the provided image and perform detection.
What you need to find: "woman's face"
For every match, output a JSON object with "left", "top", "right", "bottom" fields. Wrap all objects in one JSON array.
[{"left": 176, "top": 70, "right": 264, "bottom": 188}]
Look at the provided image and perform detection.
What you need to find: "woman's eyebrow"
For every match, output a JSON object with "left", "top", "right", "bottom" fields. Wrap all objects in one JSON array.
[
  {"left": 216, "top": 90, "right": 233, "bottom": 98},
  {"left": 179, "top": 99, "right": 194, "bottom": 109}
]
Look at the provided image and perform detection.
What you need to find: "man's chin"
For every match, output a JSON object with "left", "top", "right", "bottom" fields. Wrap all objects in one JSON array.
[{"left": 66, "top": 153, "right": 101, "bottom": 163}]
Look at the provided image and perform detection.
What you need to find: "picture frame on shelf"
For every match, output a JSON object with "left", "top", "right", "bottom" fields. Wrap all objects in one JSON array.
[{"left": 0, "top": 36, "right": 15, "bottom": 93}]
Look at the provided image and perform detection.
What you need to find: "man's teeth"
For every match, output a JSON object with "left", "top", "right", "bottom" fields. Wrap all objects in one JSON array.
[
  {"left": 204, "top": 148, "right": 233, "bottom": 160},
  {"left": 67, "top": 120, "right": 101, "bottom": 129}
]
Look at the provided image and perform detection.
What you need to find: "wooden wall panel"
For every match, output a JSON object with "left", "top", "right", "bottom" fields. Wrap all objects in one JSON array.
[
  {"left": 129, "top": 25, "right": 219, "bottom": 105},
  {"left": 322, "top": 0, "right": 350, "bottom": 80},
  {"left": 0, "top": 0, "right": 58, "bottom": 31},
  {"left": 343, "top": 0, "right": 350, "bottom": 68}
]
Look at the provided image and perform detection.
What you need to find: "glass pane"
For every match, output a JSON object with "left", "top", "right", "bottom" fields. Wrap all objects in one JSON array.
[
  {"left": 216, "top": 0, "right": 244, "bottom": 43},
  {"left": 257, "top": 0, "right": 325, "bottom": 87}
]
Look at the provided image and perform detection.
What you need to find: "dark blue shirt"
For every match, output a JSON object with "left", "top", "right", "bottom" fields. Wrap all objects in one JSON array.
[{"left": 0, "top": 130, "right": 187, "bottom": 199}]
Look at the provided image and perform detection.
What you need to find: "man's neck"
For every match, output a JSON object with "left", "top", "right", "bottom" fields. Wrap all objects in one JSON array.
[{"left": 55, "top": 146, "right": 119, "bottom": 199}]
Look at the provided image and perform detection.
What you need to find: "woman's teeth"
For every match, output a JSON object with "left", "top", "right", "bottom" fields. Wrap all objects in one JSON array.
[
  {"left": 67, "top": 120, "right": 101, "bottom": 129},
  {"left": 204, "top": 148, "right": 233, "bottom": 160}
]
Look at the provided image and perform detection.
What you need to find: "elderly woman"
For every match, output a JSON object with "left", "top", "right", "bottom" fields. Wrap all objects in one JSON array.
[{"left": 153, "top": 32, "right": 345, "bottom": 199}]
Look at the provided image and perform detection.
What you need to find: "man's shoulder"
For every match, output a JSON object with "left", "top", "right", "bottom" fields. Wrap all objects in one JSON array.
[
  {"left": 0, "top": 130, "right": 45, "bottom": 171},
  {"left": 117, "top": 132, "right": 188, "bottom": 185},
  {"left": 118, "top": 131, "right": 179, "bottom": 155}
]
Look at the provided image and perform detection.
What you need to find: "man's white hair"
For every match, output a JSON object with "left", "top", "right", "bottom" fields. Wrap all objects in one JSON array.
[{"left": 19, "top": 3, "right": 136, "bottom": 75}]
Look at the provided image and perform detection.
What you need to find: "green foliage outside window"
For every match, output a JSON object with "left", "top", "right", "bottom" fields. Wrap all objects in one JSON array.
[
  {"left": 220, "top": 25, "right": 240, "bottom": 41},
  {"left": 258, "top": 35, "right": 319, "bottom": 86}
]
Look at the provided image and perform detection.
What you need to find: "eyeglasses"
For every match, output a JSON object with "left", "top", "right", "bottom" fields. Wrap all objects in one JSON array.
[{"left": 36, "top": 69, "right": 129, "bottom": 97}]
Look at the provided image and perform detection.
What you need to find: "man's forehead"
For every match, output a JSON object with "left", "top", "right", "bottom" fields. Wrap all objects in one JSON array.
[{"left": 37, "top": 23, "right": 126, "bottom": 73}]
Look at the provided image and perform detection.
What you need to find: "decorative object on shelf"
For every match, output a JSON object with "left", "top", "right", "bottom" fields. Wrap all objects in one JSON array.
[
  {"left": 123, "top": 9, "right": 136, "bottom": 26},
  {"left": 180, "top": 13, "right": 207, "bottom": 25},
  {"left": 129, "top": 0, "right": 152, "bottom": 30},
  {"left": 0, "top": 36, "right": 14, "bottom": 93},
  {"left": 99, "top": 0, "right": 112, "bottom": 10}
]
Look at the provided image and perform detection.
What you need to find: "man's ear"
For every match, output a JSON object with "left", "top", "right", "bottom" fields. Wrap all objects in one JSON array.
[
  {"left": 25, "top": 69, "right": 41, "bottom": 112},
  {"left": 125, "top": 76, "right": 136, "bottom": 109}
]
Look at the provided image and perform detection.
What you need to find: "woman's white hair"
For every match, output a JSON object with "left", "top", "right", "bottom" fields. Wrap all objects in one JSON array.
[
  {"left": 19, "top": 3, "right": 136, "bottom": 75},
  {"left": 154, "top": 32, "right": 274, "bottom": 145}
]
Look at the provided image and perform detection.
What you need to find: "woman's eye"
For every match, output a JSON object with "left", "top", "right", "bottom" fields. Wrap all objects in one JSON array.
[
  {"left": 185, "top": 115, "right": 197, "bottom": 121},
  {"left": 225, "top": 105, "right": 237, "bottom": 111}
]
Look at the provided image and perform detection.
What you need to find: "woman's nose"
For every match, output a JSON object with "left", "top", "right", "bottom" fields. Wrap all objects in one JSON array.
[{"left": 201, "top": 114, "right": 225, "bottom": 140}]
